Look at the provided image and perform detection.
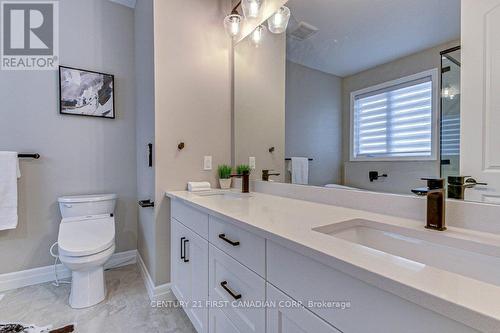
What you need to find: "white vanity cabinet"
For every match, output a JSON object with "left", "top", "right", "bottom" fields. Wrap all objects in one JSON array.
[
  {"left": 171, "top": 218, "right": 209, "bottom": 333},
  {"left": 170, "top": 199, "right": 478, "bottom": 333}
]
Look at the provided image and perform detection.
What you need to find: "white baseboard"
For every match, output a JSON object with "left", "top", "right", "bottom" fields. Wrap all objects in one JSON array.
[
  {"left": 137, "top": 253, "right": 171, "bottom": 301},
  {"left": 0, "top": 249, "right": 138, "bottom": 293}
]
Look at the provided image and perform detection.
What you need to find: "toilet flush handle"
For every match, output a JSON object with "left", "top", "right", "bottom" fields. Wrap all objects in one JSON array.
[{"left": 64, "top": 204, "right": 72, "bottom": 208}]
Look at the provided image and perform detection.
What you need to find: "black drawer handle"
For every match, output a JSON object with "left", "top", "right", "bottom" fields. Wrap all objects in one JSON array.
[
  {"left": 218, "top": 234, "right": 240, "bottom": 246},
  {"left": 180, "top": 237, "right": 186, "bottom": 260},
  {"left": 220, "top": 281, "right": 241, "bottom": 300},
  {"left": 183, "top": 239, "right": 189, "bottom": 263}
]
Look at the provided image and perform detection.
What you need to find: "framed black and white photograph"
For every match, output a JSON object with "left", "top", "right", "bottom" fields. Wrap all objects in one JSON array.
[{"left": 59, "top": 66, "right": 115, "bottom": 119}]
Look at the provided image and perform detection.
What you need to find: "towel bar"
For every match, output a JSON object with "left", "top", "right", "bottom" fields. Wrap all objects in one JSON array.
[{"left": 18, "top": 153, "right": 40, "bottom": 159}]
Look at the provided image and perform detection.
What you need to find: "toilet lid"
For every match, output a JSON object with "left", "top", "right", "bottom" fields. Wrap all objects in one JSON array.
[{"left": 58, "top": 215, "right": 115, "bottom": 257}]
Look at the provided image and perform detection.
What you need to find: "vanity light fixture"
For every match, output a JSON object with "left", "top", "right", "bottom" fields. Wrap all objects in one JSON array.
[
  {"left": 268, "top": 6, "right": 290, "bottom": 34},
  {"left": 224, "top": 2, "right": 290, "bottom": 40},
  {"left": 242, "top": 0, "right": 263, "bottom": 19},
  {"left": 224, "top": 13, "right": 242, "bottom": 38},
  {"left": 250, "top": 25, "right": 267, "bottom": 47}
]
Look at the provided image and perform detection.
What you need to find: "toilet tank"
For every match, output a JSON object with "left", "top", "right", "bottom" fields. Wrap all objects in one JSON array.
[{"left": 58, "top": 194, "right": 117, "bottom": 218}]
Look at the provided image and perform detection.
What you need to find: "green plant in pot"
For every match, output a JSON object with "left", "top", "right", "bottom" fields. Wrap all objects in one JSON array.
[
  {"left": 236, "top": 164, "right": 251, "bottom": 175},
  {"left": 218, "top": 164, "right": 233, "bottom": 189}
]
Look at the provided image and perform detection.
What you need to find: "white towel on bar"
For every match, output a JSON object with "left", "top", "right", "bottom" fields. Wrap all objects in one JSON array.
[
  {"left": 291, "top": 157, "right": 309, "bottom": 185},
  {"left": 187, "top": 181, "right": 211, "bottom": 192},
  {"left": 0, "top": 152, "right": 21, "bottom": 230}
]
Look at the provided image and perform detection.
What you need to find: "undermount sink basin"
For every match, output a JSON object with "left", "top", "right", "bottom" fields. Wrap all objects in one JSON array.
[
  {"left": 313, "top": 219, "right": 500, "bottom": 286},
  {"left": 195, "top": 191, "right": 252, "bottom": 200}
]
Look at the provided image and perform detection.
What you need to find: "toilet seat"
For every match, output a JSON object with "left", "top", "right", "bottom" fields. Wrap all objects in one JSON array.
[{"left": 58, "top": 215, "right": 115, "bottom": 257}]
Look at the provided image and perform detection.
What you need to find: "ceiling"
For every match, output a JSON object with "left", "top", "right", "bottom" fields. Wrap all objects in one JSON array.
[{"left": 286, "top": 0, "right": 461, "bottom": 77}]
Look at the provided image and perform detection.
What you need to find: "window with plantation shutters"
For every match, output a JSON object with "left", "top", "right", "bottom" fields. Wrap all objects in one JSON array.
[{"left": 350, "top": 70, "right": 438, "bottom": 161}]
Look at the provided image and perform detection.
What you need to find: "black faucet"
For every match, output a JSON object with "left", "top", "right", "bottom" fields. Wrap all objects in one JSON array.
[
  {"left": 231, "top": 171, "right": 250, "bottom": 193},
  {"left": 448, "top": 176, "right": 488, "bottom": 200},
  {"left": 262, "top": 170, "right": 280, "bottom": 181},
  {"left": 411, "top": 178, "right": 446, "bottom": 231}
]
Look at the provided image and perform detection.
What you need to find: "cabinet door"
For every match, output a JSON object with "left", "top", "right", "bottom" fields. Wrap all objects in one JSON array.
[
  {"left": 209, "top": 308, "right": 243, "bottom": 333},
  {"left": 171, "top": 219, "right": 209, "bottom": 333},
  {"left": 461, "top": 0, "right": 500, "bottom": 203},
  {"left": 267, "top": 283, "right": 341, "bottom": 333},
  {"left": 171, "top": 219, "right": 191, "bottom": 303},
  {"left": 187, "top": 228, "right": 209, "bottom": 333}
]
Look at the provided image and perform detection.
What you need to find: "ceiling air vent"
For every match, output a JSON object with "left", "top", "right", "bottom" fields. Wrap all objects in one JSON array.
[{"left": 289, "top": 21, "right": 319, "bottom": 41}]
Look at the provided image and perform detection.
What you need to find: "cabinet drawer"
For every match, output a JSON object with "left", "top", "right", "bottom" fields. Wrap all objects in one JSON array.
[
  {"left": 209, "top": 244, "right": 265, "bottom": 333},
  {"left": 172, "top": 200, "right": 209, "bottom": 239},
  {"left": 267, "top": 283, "right": 341, "bottom": 333},
  {"left": 267, "top": 241, "right": 476, "bottom": 333},
  {"left": 209, "top": 308, "right": 243, "bottom": 333},
  {"left": 209, "top": 216, "right": 265, "bottom": 277}
]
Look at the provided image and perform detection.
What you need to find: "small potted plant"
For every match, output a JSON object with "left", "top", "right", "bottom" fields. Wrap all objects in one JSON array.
[
  {"left": 218, "top": 164, "right": 233, "bottom": 189},
  {"left": 236, "top": 164, "right": 251, "bottom": 176}
]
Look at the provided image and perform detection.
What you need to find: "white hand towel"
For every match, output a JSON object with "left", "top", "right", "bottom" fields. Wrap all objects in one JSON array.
[
  {"left": 291, "top": 157, "right": 309, "bottom": 185},
  {"left": 0, "top": 152, "right": 21, "bottom": 230},
  {"left": 187, "top": 181, "right": 211, "bottom": 192}
]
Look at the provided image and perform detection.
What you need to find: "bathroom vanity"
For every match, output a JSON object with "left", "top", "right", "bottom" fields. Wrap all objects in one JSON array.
[{"left": 167, "top": 190, "right": 500, "bottom": 333}]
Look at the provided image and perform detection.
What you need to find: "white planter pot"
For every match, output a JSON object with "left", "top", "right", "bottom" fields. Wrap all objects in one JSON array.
[{"left": 219, "top": 178, "right": 232, "bottom": 189}]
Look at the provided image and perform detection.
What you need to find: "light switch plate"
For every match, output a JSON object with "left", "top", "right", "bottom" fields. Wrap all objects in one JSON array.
[
  {"left": 249, "top": 157, "right": 256, "bottom": 170},
  {"left": 204, "top": 156, "right": 212, "bottom": 170}
]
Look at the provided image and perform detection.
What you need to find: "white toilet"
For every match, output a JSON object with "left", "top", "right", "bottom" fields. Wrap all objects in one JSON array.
[{"left": 57, "top": 194, "right": 117, "bottom": 309}]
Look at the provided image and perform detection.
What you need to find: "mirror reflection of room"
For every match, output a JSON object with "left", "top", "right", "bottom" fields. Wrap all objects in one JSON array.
[{"left": 234, "top": 0, "right": 461, "bottom": 195}]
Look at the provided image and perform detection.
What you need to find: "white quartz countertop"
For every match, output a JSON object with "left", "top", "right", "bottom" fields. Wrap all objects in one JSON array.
[{"left": 166, "top": 190, "right": 500, "bottom": 332}]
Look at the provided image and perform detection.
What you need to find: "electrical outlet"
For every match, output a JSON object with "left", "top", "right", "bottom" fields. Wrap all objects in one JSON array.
[
  {"left": 249, "top": 157, "right": 256, "bottom": 170},
  {"left": 204, "top": 156, "right": 212, "bottom": 170}
]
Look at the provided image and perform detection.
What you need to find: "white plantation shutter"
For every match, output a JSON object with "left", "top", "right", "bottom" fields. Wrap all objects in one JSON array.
[
  {"left": 441, "top": 115, "right": 460, "bottom": 156},
  {"left": 352, "top": 72, "right": 437, "bottom": 160}
]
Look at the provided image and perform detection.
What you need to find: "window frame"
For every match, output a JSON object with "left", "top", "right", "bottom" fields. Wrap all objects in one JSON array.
[{"left": 349, "top": 69, "right": 440, "bottom": 162}]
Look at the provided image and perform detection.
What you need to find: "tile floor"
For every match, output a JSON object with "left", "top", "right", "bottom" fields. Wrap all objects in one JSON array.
[{"left": 0, "top": 264, "right": 196, "bottom": 333}]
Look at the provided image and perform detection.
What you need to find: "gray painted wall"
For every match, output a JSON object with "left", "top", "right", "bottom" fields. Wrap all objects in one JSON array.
[
  {"left": 342, "top": 40, "right": 459, "bottom": 194},
  {"left": 0, "top": 0, "right": 138, "bottom": 274},
  {"left": 234, "top": 33, "right": 286, "bottom": 182},
  {"left": 135, "top": 0, "right": 156, "bottom": 280},
  {"left": 285, "top": 61, "right": 342, "bottom": 186}
]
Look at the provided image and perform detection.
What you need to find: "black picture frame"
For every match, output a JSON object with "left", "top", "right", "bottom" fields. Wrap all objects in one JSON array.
[{"left": 59, "top": 65, "right": 115, "bottom": 119}]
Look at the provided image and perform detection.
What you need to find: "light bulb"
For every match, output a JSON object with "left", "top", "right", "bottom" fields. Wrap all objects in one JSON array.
[
  {"left": 443, "top": 87, "right": 450, "bottom": 98},
  {"left": 250, "top": 25, "right": 266, "bottom": 47},
  {"left": 242, "top": 0, "right": 262, "bottom": 19},
  {"left": 224, "top": 14, "right": 242, "bottom": 38},
  {"left": 268, "top": 6, "right": 290, "bottom": 34}
]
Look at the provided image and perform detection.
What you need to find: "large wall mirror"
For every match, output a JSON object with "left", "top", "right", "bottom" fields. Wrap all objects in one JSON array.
[{"left": 234, "top": 0, "right": 500, "bottom": 204}]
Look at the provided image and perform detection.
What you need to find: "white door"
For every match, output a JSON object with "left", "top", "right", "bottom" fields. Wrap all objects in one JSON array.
[
  {"left": 266, "top": 284, "right": 341, "bottom": 333},
  {"left": 171, "top": 219, "right": 209, "bottom": 333},
  {"left": 461, "top": 0, "right": 500, "bottom": 203}
]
